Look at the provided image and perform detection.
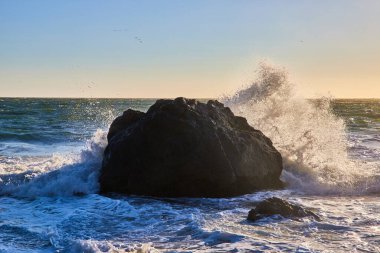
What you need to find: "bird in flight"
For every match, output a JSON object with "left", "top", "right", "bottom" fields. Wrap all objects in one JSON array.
[{"left": 134, "top": 36, "right": 143, "bottom": 43}]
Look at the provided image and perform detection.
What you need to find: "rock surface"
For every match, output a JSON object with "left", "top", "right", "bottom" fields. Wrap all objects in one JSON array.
[
  {"left": 247, "top": 197, "right": 321, "bottom": 221},
  {"left": 99, "top": 97, "right": 283, "bottom": 197}
]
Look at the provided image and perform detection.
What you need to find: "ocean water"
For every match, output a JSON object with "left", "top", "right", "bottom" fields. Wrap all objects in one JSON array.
[{"left": 1, "top": 66, "right": 380, "bottom": 252}]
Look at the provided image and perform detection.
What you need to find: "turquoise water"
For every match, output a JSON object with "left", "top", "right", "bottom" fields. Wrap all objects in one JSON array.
[{"left": 0, "top": 98, "right": 379, "bottom": 252}]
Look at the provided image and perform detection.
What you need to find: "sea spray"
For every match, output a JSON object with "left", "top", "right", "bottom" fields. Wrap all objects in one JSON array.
[
  {"left": 222, "top": 62, "right": 380, "bottom": 194},
  {"left": 0, "top": 129, "right": 108, "bottom": 197}
]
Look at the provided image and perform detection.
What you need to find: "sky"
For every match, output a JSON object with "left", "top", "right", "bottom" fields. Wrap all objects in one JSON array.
[{"left": 1, "top": 0, "right": 379, "bottom": 98}]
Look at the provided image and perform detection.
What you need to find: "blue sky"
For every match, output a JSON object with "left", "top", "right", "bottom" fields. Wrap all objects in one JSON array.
[{"left": 1, "top": 0, "right": 379, "bottom": 98}]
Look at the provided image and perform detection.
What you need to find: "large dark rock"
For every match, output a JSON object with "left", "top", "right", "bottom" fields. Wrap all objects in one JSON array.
[
  {"left": 247, "top": 197, "right": 321, "bottom": 221},
  {"left": 99, "top": 97, "right": 283, "bottom": 197}
]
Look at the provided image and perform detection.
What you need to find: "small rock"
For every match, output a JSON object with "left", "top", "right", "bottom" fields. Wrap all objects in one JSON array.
[{"left": 247, "top": 197, "right": 321, "bottom": 221}]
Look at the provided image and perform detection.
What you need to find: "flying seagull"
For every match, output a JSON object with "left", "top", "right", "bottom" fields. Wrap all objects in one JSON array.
[{"left": 134, "top": 36, "right": 143, "bottom": 43}]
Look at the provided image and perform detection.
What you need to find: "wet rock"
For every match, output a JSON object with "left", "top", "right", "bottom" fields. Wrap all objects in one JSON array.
[
  {"left": 247, "top": 197, "right": 321, "bottom": 221},
  {"left": 99, "top": 97, "right": 283, "bottom": 197}
]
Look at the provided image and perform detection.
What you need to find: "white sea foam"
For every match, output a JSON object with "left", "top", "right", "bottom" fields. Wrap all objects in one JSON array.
[
  {"left": 67, "top": 241, "right": 160, "bottom": 253},
  {"left": 0, "top": 129, "right": 108, "bottom": 197},
  {"left": 222, "top": 62, "right": 380, "bottom": 195}
]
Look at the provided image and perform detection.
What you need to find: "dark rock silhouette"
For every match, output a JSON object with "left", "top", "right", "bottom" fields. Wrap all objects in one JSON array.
[
  {"left": 247, "top": 197, "right": 321, "bottom": 221},
  {"left": 99, "top": 97, "right": 283, "bottom": 197}
]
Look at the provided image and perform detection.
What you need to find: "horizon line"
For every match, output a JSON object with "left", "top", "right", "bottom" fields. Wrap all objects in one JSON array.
[
  {"left": 0, "top": 96, "right": 214, "bottom": 100},
  {"left": 1, "top": 96, "right": 380, "bottom": 100}
]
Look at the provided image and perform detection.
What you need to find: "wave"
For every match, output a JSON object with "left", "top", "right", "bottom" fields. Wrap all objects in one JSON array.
[
  {"left": 222, "top": 62, "right": 380, "bottom": 195},
  {"left": 0, "top": 129, "right": 107, "bottom": 197}
]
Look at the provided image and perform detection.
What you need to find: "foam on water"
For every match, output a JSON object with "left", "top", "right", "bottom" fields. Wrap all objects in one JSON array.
[
  {"left": 222, "top": 62, "right": 380, "bottom": 195},
  {"left": 67, "top": 240, "right": 160, "bottom": 253},
  {"left": 0, "top": 129, "right": 107, "bottom": 197},
  {"left": 1, "top": 191, "right": 379, "bottom": 252}
]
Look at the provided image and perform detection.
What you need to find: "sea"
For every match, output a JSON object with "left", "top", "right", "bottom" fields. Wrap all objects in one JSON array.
[{"left": 0, "top": 66, "right": 379, "bottom": 252}]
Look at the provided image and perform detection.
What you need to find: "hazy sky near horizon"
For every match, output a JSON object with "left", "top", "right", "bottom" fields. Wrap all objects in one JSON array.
[{"left": 1, "top": 0, "right": 380, "bottom": 98}]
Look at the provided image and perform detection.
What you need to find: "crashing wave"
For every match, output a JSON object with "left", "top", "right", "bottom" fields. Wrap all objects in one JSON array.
[
  {"left": 0, "top": 129, "right": 107, "bottom": 197},
  {"left": 222, "top": 62, "right": 380, "bottom": 194}
]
